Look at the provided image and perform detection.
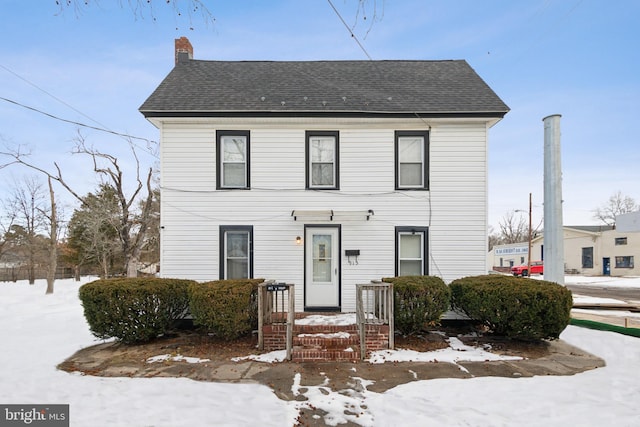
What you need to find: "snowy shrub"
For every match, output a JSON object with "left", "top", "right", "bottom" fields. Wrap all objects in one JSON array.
[
  {"left": 188, "top": 279, "right": 264, "bottom": 340},
  {"left": 79, "top": 278, "right": 193, "bottom": 344},
  {"left": 383, "top": 275, "right": 450, "bottom": 335},
  {"left": 450, "top": 275, "right": 573, "bottom": 340}
]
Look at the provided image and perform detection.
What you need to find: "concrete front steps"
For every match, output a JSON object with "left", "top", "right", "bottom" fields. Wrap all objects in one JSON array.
[{"left": 292, "top": 324, "right": 360, "bottom": 362}]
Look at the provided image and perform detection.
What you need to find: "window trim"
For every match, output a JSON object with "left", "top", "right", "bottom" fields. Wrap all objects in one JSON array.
[
  {"left": 395, "top": 226, "right": 429, "bottom": 276},
  {"left": 216, "top": 130, "right": 250, "bottom": 189},
  {"left": 395, "top": 130, "right": 429, "bottom": 190},
  {"left": 219, "top": 225, "right": 254, "bottom": 279},
  {"left": 305, "top": 131, "right": 340, "bottom": 190}
]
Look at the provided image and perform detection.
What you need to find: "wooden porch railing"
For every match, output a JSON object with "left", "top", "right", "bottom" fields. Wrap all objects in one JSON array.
[
  {"left": 257, "top": 281, "right": 294, "bottom": 360},
  {"left": 356, "top": 281, "right": 394, "bottom": 360}
]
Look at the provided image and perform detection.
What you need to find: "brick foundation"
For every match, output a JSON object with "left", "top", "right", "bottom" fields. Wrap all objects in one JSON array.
[{"left": 262, "top": 324, "right": 289, "bottom": 352}]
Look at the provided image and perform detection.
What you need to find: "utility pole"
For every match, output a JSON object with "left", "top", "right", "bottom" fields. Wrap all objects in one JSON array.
[
  {"left": 543, "top": 114, "right": 564, "bottom": 284},
  {"left": 527, "top": 192, "right": 532, "bottom": 275}
]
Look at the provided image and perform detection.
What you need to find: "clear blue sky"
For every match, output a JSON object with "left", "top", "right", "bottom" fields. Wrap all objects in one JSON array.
[{"left": 1, "top": 0, "right": 638, "bottom": 230}]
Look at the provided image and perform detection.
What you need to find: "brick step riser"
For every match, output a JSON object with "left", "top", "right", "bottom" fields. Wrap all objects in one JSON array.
[
  {"left": 292, "top": 350, "right": 359, "bottom": 362},
  {"left": 293, "top": 337, "right": 359, "bottom": 349},
  {"left": 294, "top": 325, "right": 358, "bottom": 334}
]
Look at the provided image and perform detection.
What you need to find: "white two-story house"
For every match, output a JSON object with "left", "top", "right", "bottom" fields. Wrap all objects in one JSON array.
[{"left": 139, "top": 37, "right": 509, "bottom": 312}]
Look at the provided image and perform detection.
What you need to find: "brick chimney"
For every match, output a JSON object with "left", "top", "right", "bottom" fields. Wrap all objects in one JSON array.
[{"left": 175, "top": 36, "right": 193, "bottom": 65}]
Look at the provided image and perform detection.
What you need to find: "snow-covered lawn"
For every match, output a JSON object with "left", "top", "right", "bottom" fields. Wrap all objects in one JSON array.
[
  {"left": 565, "top": 274, "right": 640, "bottom": 287},
  {"left": 1, "top": 276, "right": 639, "bottom": 426}
]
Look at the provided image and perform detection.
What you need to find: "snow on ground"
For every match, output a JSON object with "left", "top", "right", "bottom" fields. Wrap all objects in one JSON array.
[
  {"left": 368, "top": 336, "right": 522, "bottom": 365},
  {"left": 564, "top": 274, "right": 640, "bottom": 287},
  {"left": 231, "top": 350, "right": 288, "bottom": 363},
  {"left": 572, "top": 294, "right": 628, "bottom": 305},
  {"left": 147, "top": 354, "right": 211, "bottom": 364},
  {"left": 296, "top": 313, "right": 356, "bottom": 325},
  {"left": 232, "top": 334, "right": 523, "bottom": 367},
  {"left": 1, "top": 276, "right": 639, "bottom": 426},
  {"left": 572, "top": 308, "right": 640, "bottom": 319}
]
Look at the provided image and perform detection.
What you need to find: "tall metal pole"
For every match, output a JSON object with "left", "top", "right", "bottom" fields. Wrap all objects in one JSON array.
[
  {"left": 527, "top": 192, "right": 532, "bottom": 275},
  {"left": 543, "top": 114, "right": 565, "bottom": 285}
]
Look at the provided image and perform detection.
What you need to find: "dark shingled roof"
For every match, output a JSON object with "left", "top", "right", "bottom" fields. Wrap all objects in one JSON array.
[
  {"left": 566, "top": 225, "right": 616, "bottom": 233},
  {"left": 140, "top": 59, "right": 509, "bottom": 118}
]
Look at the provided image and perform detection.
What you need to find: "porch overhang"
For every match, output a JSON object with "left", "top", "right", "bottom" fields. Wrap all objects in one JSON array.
[{"left": 291, "top": 209, "right": 374, "bottom": 221}]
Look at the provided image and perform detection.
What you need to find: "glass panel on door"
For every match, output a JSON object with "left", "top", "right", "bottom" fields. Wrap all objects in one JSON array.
[{"left": 312, "top": 234, "right": 332, "bottom": 282}]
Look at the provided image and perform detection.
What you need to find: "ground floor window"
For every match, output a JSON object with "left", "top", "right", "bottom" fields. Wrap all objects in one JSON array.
[
  {"left": 395, "top": 226, "right": 428, "bottom": 276},
  {"left": 582, "top": 247, "right": 593, "bottom": 268},
  {"left": 615, "top": 256, "right": 634, "bottom": 268},
  {"left": 219, "top": 226, "right": 253, "bottom": 279}
]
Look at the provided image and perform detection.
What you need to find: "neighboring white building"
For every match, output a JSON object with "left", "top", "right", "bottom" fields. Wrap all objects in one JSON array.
[
  {"left": 140, "top": 37, "right": 509, "bottom": 312},
  {"left": 489, "top": 226, "right": 640, "bottom": 277}
]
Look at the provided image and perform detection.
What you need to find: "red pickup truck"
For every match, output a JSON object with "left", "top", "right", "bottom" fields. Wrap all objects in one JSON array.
[{"left": 511, "top": 261, "right": 543, "bottom": 277}]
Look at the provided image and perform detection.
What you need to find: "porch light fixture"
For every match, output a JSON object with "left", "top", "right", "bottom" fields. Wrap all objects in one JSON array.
[{"left": 295, "top": 236, "right": 302, "bottom": 245}]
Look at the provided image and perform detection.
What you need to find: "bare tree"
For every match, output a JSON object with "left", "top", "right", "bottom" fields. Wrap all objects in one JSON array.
[
  {"left": 43, "top": 177, "right": 59, "bottom": 294},
  {"left": 1, "top": 136, "right": 155, "bottom": 278},
  {"left": 4, "top": 176, "right": 50, "bottom": 284},
  {"left": 0, "top": 199, "right": 17, "bottom": 260},
  {"left": 593, "top": 191, "right": 638, "bottom": 226},
  {"left": 55, "top": 0, "right": 215, "bottom": 29},
  {"left": 488, "top": 225, "right": 502, "bottom": 251},
  {"left": 498, "top": 211, "right": 529, "bottom": 244}
]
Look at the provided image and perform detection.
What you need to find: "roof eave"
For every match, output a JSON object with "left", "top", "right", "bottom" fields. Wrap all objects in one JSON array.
[{"left": 139, "top": 110, "right": 508, "bottom": 119}]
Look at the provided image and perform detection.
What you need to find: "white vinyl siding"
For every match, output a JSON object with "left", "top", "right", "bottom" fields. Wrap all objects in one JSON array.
[{"left": 158, "top": 118, "right": 490, "bottom": 309}]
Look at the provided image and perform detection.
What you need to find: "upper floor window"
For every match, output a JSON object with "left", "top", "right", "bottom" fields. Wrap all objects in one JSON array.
[
  {"left": 217, "top": 130, "right": 250, "bottom": 189},
  {"left": 615, "top": 237, "right": 628, "bottom": 245},
  {"left": 306, "top": 131, "right": 339, "bottom": 189},
  {"left": 395, "top": 131, "right": 429, "bottom": 190}
]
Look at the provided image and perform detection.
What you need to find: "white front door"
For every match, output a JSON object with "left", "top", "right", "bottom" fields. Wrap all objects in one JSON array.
[{"left": 305, "top": 227, "right": 340, "bottom": 309}]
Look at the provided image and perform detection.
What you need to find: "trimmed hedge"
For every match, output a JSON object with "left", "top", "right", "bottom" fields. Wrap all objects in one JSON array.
[
  {"left": 79, "top": 278, "right": 194, "bottom": 344},
  {"left": 383, "top": 275, "right": 451, "bottom": 335},
  {"left": 188, "top": 279, "right": 264, "bottom": 340},
  {"left": 450, "top": 275, "right": 572, "bottom": 340}
]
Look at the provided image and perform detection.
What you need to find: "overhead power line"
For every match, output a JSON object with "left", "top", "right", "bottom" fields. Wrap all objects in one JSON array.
[
  {"left": 0, "top": 62, "right": 113, "bottom": 132},
  {"left": 0, "top": 96, "right": 158, "bottom": 155},
  {"left": 0, "top": 62, "right": 158, "bottom": 157},
  {"left": 327, "top": 0, "right": 373, "bottom": 60}
]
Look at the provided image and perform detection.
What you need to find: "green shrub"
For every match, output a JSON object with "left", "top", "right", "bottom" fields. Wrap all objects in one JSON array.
[
  {"left": 188, "top": 279, "right": 264, "bottom": 340},
  {"left": 450, "top": 275, "right": 573, "bottom": 340},
  {"left": 78, "top": 278, "right": 193, "bottom": 344},
  {"left": 383, "top": 275, "right": 451, "bottom": 335}
]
